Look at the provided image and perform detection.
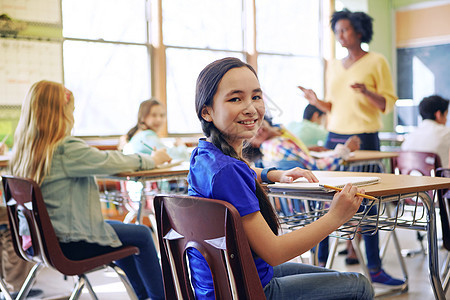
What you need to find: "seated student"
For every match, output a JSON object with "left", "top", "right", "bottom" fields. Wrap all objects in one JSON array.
[
  {"left": 120, "top": 98, "right": 190, "bottom": 161},
  {"left": 249, "top": 118, "right": 360, "bottom": 170},
  {"left": 9, "top": 80, "right": 171, "bottom": 300},
  {"left": 188, "top": 57, "right": 374, "bottom": 299},
  {"left": 287, "top": 104, "right": 328, "bottom": 147},
  {"left": 248, "top": 118, "right": 405, "bottom": 288},
  {"left": 401, "top": 95, "right": 450, "bottom": 167}
]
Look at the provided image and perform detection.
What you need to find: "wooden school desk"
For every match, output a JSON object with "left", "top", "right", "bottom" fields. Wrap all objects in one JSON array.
[
  {"left": 268, "top": 171, "right": 450, "bottom": 300},
  {"left": 106, "top": 162, "right": 190, "bottom": 224},
  {"left": 343, "top": 150, "right": 398, "bottom": 172},
  {"left": 0, "top": 155, "right": 9, "bottom": 169}
]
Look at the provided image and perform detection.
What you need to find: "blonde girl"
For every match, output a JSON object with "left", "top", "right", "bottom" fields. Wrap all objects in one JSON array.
[{"left": 10, "top": 80, "right": 170, "bottom": 300}]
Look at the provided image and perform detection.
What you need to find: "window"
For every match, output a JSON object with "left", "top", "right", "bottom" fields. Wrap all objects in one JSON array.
[
  {"left": 163, "top": 0, "right": 244, "bottom": 134},
  {"left": 61, "top": 0, "right": 326, "bottom": 136},
  {"left": 256, "top": 0, "right": 324, "bottom": 125},
  {"left": 62, "top": 0, "right": 150, "bottom": 136}
]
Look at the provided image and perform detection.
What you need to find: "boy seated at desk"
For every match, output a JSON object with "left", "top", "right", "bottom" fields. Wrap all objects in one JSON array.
[
  {"left": 401, "top": 95, "right": 450, "bottom": 168},
  {"left": 286, "top": 104, "right": 328, "bottom": 148}
]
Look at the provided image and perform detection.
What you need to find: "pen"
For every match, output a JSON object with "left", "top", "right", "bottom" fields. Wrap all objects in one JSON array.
[
  {"left": 320, "top": 184, "right": 378, "bottom": 201},
  {"left": 140, "top": 141, "right": 156, "bottom": 152}
]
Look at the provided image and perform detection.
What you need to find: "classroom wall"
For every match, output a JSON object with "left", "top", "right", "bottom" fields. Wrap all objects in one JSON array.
[
  {"left": 365, "top": 0, "right": 446, "bottom": 132},
  {"left": 0, "top": 4, "right": 62, "bottom": 148},
  {"left": 368, "top": 0, "right": 395, "bottom": 132},
  {"left": 396, "top": 1, "right": 450, "bottom": 47}
]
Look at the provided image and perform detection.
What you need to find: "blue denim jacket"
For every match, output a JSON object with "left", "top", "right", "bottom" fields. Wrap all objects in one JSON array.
[{"left": 40, "top": 136, "right": 155, "bottom": 247}]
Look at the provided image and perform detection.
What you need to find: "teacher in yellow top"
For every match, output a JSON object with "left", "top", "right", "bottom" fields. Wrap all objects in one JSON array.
[{"left": 299, "top": 9, "right": 397, "bottom": 151}]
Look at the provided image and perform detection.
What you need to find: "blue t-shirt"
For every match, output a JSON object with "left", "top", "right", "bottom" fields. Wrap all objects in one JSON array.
[{"left": 187, "top": 139, "right": 273, "bottom": 299}]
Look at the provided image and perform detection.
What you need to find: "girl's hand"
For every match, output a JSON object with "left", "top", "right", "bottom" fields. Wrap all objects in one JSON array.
[
  {"left": 174, "top": 137, "right": 185, "bottom": 147},
  {"left": 278, "top": 167, "right": 318, "bottom": 183},
  {"left": 151, "top": 148, "right": 172, "bottom": 166},
  {"left": 298, "top": 86, "right": 320, "bottom": 105},
  {"left": 327, "top": 183, "right": 363, "bottom": 224}
]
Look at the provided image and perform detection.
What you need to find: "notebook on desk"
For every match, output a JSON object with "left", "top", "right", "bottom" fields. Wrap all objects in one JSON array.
[
  {"left": 309, "top": 151, "right": 355, "bottom": 159},
  {"left": 155, "top": 159, "right": 184, "bottom": 169},
  {"left": 268, "top": 172, "right": 380, "bottom": 192}
]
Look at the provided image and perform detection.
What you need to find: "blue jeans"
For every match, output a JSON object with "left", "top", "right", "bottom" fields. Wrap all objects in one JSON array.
[
  {"left": 60, "top": 221, "right": 164, "bottom": 300},
  {"left": 263, "top": 262, "right": 374, "bottom": 299}
]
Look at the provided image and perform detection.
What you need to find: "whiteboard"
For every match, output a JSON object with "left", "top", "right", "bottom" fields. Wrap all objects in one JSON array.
[
  {"left": 0, "top": 0, "right": 61, "bottom": 24},
  {"left": 0, "top": 38, "right": 63, "bottom": 105}
]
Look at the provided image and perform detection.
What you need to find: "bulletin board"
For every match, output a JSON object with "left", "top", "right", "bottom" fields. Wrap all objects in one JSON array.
[
  {"left": 0, "top": 38, "right": 63, "bottom": 105},
  {"left": 0, "top": 0, "right": 61, "bottom": 24}
]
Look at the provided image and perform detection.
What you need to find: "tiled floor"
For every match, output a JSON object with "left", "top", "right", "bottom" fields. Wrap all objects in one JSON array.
[{"left": 14, "top": 226, "right": 450, "bottom": 300}]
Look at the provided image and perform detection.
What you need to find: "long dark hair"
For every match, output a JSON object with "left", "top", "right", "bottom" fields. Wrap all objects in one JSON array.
[
  {"left": 195, "top": 57, "right": 279, "bottom": 235},
  {"left": 125, "top": 98, "right": 161, "bottom": 142}
]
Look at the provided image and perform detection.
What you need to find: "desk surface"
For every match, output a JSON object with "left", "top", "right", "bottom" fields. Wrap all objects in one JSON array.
[
  {"left": 113, "top": 162, "right": 189, "bottom": 181},
  {"left": 310, "top": 171, "right": 450, "bottom": 198},
  {"left": 344, "top": 150, "right": 398, "bottom": 163},
  {"left": 0, "top": 154, "right": 10, "bottom": 168}
]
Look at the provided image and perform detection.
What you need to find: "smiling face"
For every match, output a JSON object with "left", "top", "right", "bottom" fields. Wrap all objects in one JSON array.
[
  {"left": 143, "top": 104, "right": 166, "bottom": 132},
  {"left": 201, "top": 66, "right": 265, "bottom": 151},
  {"left": 334, "top": 19, "right": 361, "bottom": 48}
]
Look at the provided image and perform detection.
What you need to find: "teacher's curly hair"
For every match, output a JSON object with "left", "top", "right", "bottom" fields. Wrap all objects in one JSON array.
[{"left": 331, "top": 9, "right": 374, "bottom": 44}]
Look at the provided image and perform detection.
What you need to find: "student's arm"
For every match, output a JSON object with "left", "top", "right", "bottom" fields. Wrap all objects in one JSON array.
[
  {"left": 60, "top": 137, "right": 169, "bottom": 177},
  {"left": 242, "top": 184, "right": 363, "bottom": 265},
  {"left": 252, "top": 166, "right": 318, "bottom": 183},
  {"left": 298, "top": 86, "right": 332, "bottom": 113}
]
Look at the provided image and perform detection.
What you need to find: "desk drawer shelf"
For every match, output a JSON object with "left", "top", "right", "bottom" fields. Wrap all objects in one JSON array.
[{"left": 274, "top": 193, "right": 429, "bottom": 240}]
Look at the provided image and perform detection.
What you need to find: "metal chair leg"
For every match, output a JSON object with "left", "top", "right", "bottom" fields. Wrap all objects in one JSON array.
[
  {"left": 442, "top": 252, "right": 450, "bottom": 293},
  {"left": 14, "top": 262, "right": 43, "bottom": 300},
  {"left": 110, "top": 263, "right": 138, "bottom": 300},
  {"left": 84, "top": 275, "right": 99, "bottom": 300},
  {"left": 69, "top": 275, "right": 86, "bottom": 300},
  {"left": 0, "top": 276, "right": 13, "bottom": 300}
]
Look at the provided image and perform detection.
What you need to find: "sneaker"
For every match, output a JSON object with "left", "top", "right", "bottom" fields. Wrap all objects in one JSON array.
[{"left": 370, "top": 269, "right": 406, "bottom": 288}]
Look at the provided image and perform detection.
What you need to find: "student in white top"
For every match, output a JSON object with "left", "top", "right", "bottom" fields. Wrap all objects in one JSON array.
[{"left": 401, "top": 95, "right": 450, "bottom": 167}]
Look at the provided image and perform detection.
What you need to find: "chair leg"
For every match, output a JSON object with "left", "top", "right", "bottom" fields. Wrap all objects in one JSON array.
[
  {"left": 110, "top": 263, "right": 138, "bottom": 300},
  {"left": 0, "top": 276, "right": 13, "bottom": 300},
  {"left": 69, "top": 275, "right": 87, "bottom": 300},
  {"left": 84, "top": 275, "right": 99, "bottom": 300},
  {"left": 325, "top": 237, "right": 340, "bottom": 269},
  {"left": 442, "top": 252, "right": 450, "bottom": 293},
  {"left": 14, "top": 262, "right": 43, "bottom": 300}
]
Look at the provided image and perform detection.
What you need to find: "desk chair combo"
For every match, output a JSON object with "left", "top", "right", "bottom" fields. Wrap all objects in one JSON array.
[
  {"left": 1, "top": 175, "right": 139, "bottom": 300},
  {"left": 391, "top": 151, "right": 442, "bottom": 257},
  {"left": 154, "top": 194, "right": 265, "bottom": 299}
]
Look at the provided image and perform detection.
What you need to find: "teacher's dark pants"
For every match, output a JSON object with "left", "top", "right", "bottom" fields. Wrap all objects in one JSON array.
[{"left": 325, "top": 131, "right": 380, "bottom": 151}]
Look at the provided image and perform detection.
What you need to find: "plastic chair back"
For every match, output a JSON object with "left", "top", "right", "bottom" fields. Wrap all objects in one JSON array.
[
  {"left": 391, "top": 151, "right": 442, "bottom": 176},
  {"left": 154, "top": 194, "right": 265, "bottom": 300},
  {"left": 1, "top": 175, "right": 139, "bottom": 276}
]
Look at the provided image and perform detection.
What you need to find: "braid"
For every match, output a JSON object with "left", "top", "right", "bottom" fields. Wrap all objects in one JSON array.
[{"left": 207, "top": 123, "right": 279, "bottom": 235}]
